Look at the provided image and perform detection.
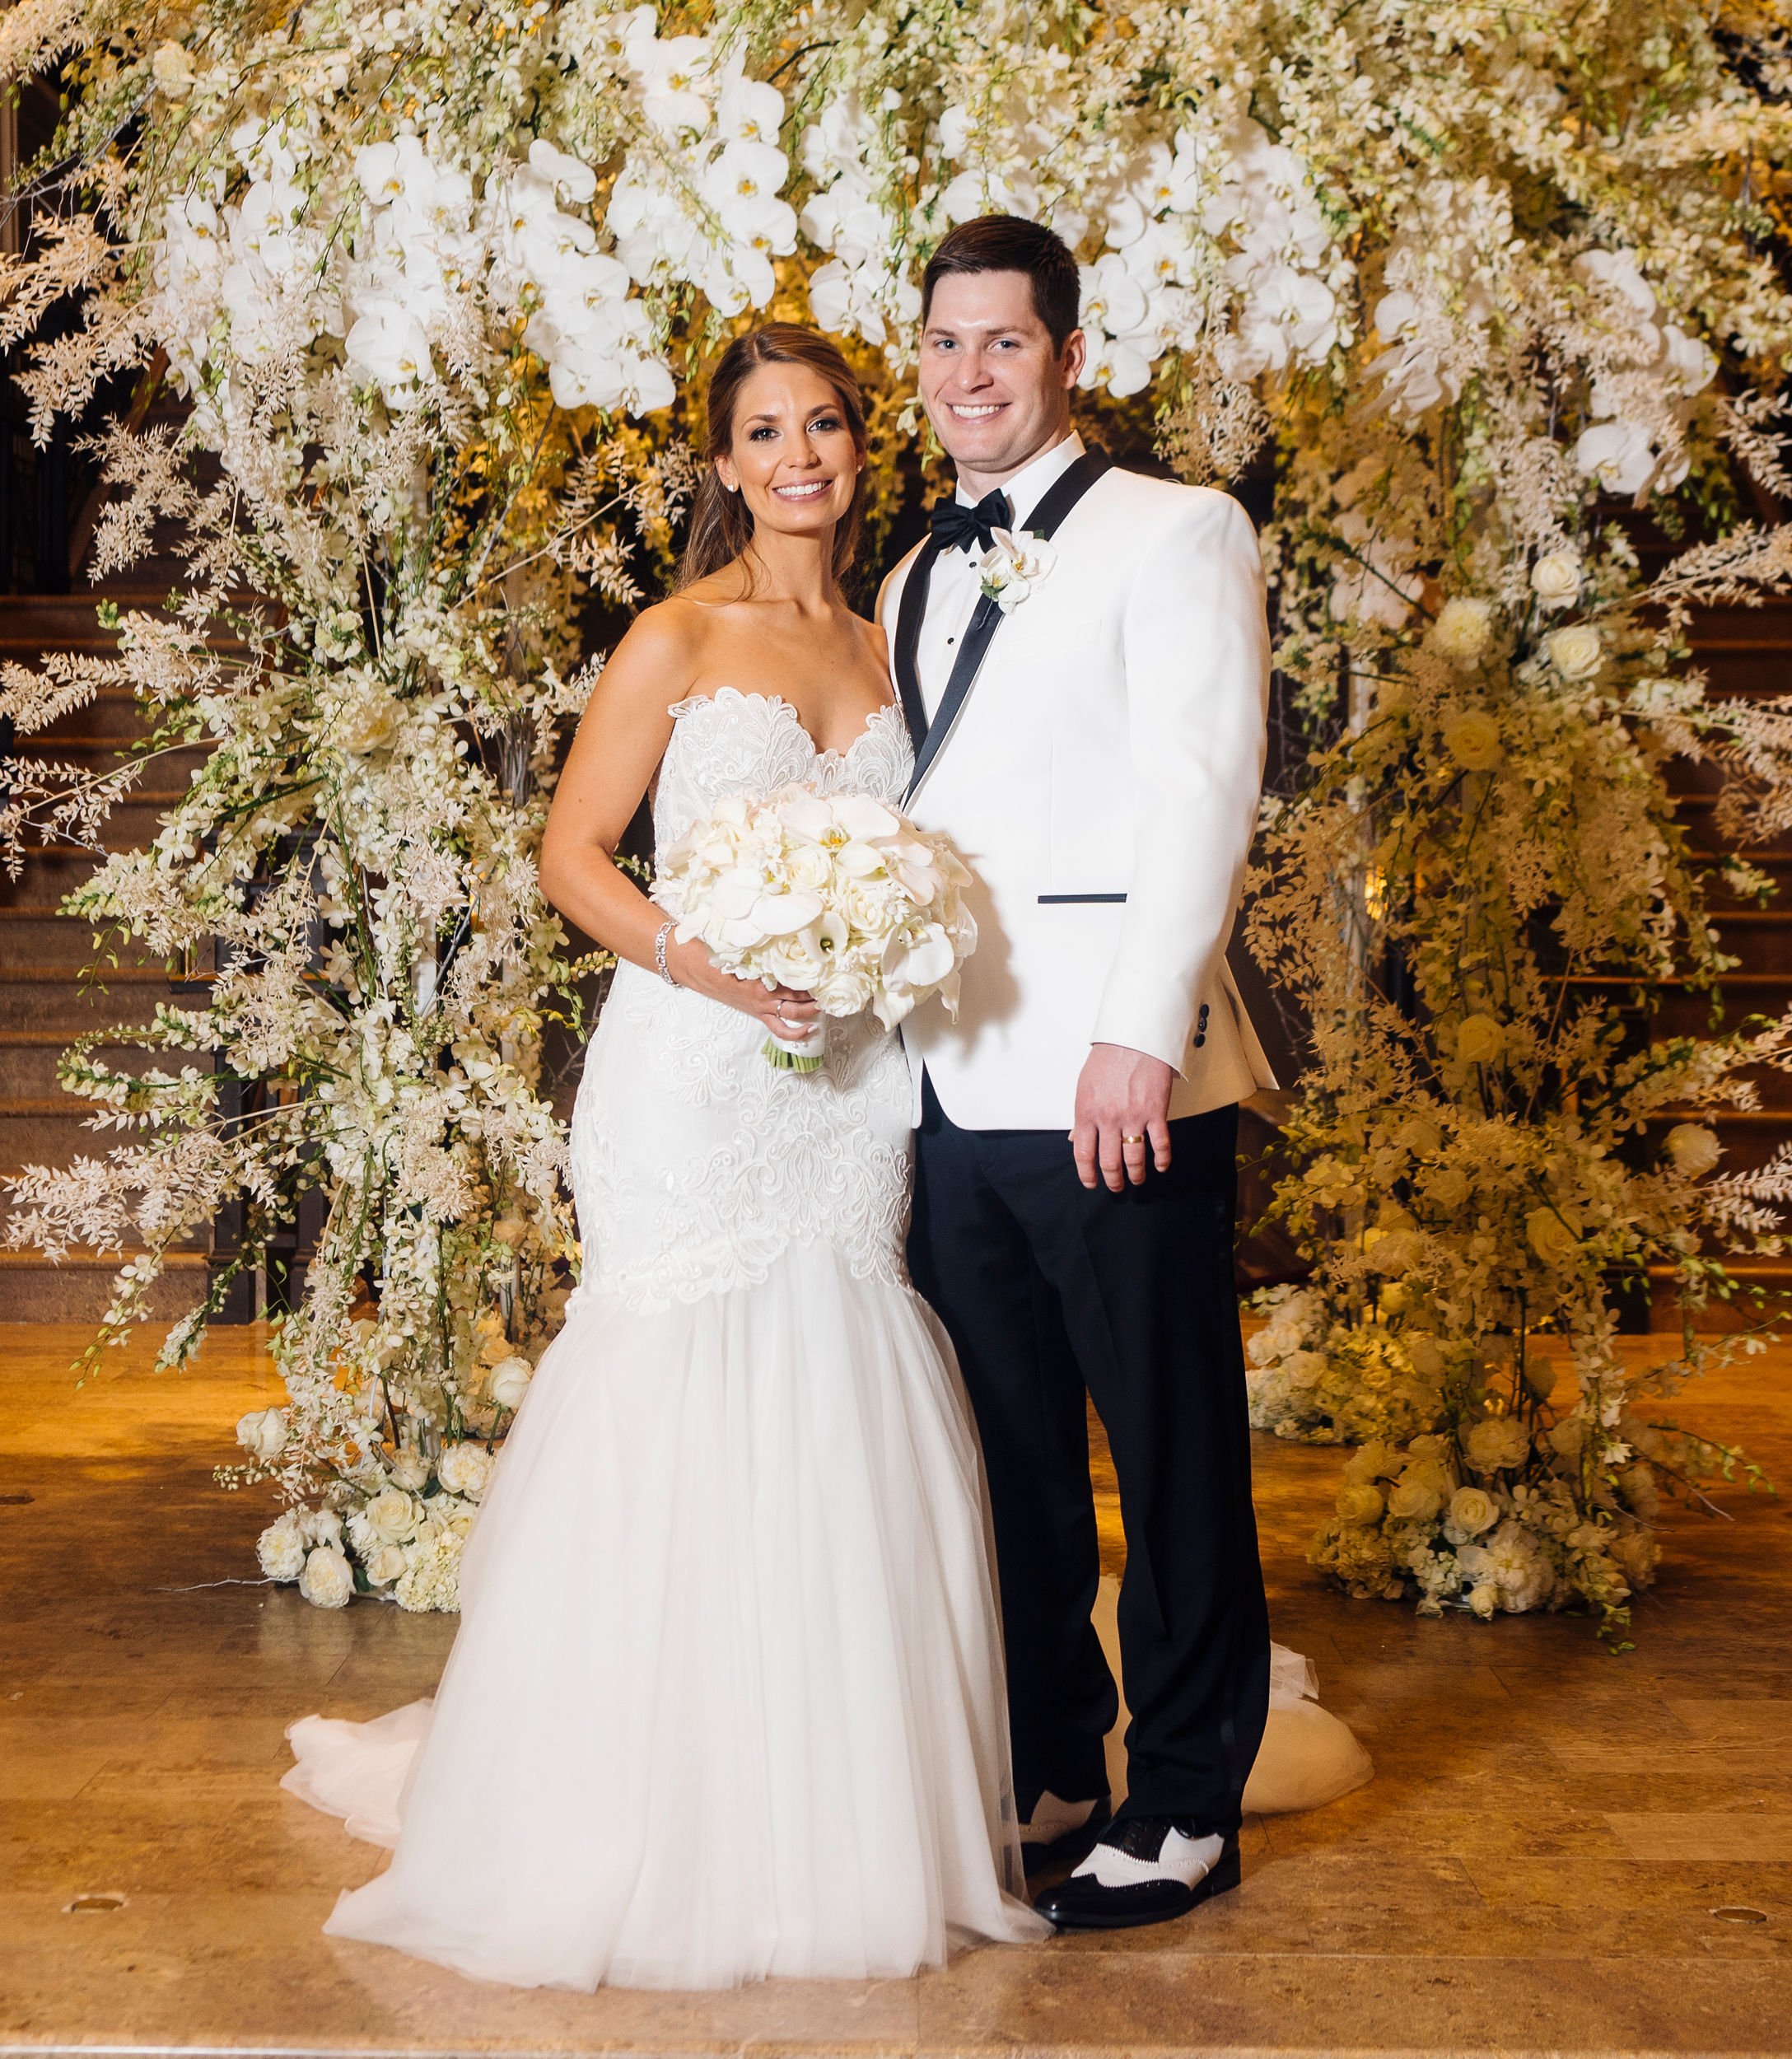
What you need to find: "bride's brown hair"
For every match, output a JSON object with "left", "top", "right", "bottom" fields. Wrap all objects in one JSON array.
[{"left": 677, "top": 324, "right": 869, "bottom": 591}]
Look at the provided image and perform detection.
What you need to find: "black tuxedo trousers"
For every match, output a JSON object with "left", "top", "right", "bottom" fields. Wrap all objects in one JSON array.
[{"left": 908, "top": 1076, "right": 1271, "bottom": 1834}]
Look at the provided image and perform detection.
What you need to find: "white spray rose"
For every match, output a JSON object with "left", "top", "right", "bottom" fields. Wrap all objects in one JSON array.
[
  {"left": 488, "top": 1356, "right": 534, "bottom": 1412},
  {"left": 1546, "top": 623, "right": 1604, "bottom": 681},
  {"left": 299, "top": 1546, "right": 355, "bottom": 1608},
  {"left": 1665, "top": 1123, "right": 1721, "bottom": 1178},
  {"left": 1466, "top": 1582, "right": 1498, "bottom": 1619},
  {"left": 389, "top": 1450, "right": 431, "bottom": 1492},
  {"left": 1530, "top": 550, "right": 1582, "bottom": 609},
  {"left": 236, "top": 1407, "right": 287, "bottom": 1462}
]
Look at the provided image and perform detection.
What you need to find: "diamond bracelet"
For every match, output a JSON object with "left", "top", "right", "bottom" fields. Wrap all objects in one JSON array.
[{"left": 654, "top": 917, "right": 679, "bottom": 987}]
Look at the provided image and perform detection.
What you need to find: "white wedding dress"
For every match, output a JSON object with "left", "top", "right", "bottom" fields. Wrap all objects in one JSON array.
[{"left": 282, "top": 689, "right": 1052, "bottom": 1990}]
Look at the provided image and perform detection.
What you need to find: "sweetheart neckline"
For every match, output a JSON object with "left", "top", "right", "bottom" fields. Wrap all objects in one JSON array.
[{"left": 666, "top": 687, "right": 908, "bottom": 766}]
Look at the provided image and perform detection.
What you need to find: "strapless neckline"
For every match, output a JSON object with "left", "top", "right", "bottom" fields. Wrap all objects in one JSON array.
[{"left": 666, "top": 686, "right": 908, "bottom": 769}]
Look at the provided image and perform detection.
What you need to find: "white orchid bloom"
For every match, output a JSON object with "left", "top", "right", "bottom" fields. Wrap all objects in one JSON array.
[
  {"left": 1573, "top": 418, "right": 1656, "bottom": 495},
  {"left": 527, "top": 137, "right": 599, "bottom": 205},
  {"left": 623, "top": 10, "right": 714, "bottom": 134},
  {"left": 715, "top": 59, "right": 785, "bottom": 146},
  {"left": 345, "top": 298, "right": 433, "bottom": 402}
]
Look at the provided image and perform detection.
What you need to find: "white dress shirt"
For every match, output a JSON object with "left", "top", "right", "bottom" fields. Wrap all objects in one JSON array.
[{"left": 913, "top": 431, "right": 1085, "bottom": 720}]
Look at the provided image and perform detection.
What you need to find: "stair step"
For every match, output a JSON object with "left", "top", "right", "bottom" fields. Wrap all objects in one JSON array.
[{"left": 0, "top": 1246, "right": 211, "bottom": 1322}]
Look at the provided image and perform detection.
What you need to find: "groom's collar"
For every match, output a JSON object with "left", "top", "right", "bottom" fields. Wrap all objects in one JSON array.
[{"left": 954, "top": 430, "right": 1085, "bottom": 532}]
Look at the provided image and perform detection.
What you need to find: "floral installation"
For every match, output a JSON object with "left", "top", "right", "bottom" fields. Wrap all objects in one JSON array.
[{"left": 0, "top": 0, "right": 1788, "bottom": 1622}]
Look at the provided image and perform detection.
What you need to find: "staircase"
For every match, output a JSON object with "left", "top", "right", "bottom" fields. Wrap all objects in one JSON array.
[
  {"left": 1647, "top": 595, "right": 1792, "bottom": 1327},
  {"left": 0, "top": 585, "right": 217, "bottom": 1320}
]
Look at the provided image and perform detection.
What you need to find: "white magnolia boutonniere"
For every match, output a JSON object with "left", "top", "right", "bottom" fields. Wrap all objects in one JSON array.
[{"left": 977, "top": 528, "right": 1057, "bottom": 614}]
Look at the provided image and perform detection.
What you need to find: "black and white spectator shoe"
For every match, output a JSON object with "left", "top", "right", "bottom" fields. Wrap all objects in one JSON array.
[
  {"left": 1034, "top": 1817, "right": 1240, "bottom": 1931},
  {"left": 1018, "top": 1791, "right": 1112, "bottom": 1876}
]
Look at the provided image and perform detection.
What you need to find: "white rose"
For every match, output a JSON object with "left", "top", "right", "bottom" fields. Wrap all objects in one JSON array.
[
  {"left": 1342, "top": 1440, "right": 1400, "bottom": 1485},
  {"left": 1386, "top": 1477, "right": 1444, "bottom": 1523},
  {"left": 390, "top": 1450, "right": 431, "bottom": 1492},
  {"left": 299, "top": 1546, "right": 355, "bottom": 1608},
  {"left": 488, "top": 1356, "right": 534, "bottom": 1412},
  {"left": 363, "top": 1542, "right": 408, "bottom": 1585},
  {"left": 363, "top": 1485, "right": 422, "bottom": 1543},
  {"left": 1455, "top": 1013, "right": 1503, "bottom": 1066},
  {"left": 435, "top": 1442, "right": 492, "bottom": 1501},
  {"left": 1546, "top": 623, "right": 1604, "bottom": 681},
  {"left": 762, "top": 929, "right": 827, "bottom": 989},
  {"left": 1466, "top": 1582, "right": 1498, "bottom": 1619},
  {"left": 1527, "top": 1206, "right": 1580, "bottom": 1269},
  {"left": 1441, "top": 709, "right": 1503, "bottom": 770},
  {"left": 256, "top": 1515, "right": 306, "bottom": 1582},
  {"left": 1530, "top": 550, "right": 1582, "bottom": 609},
  {"left": 1665, "top": 1123, "right": 1721, "bottom": 1178},
  {"left": 1283, "top": 1347, "right": 1327, "bottom": 1392},
  {"left": 1405, "top": 1333, "right": 1445, "bottom": 1379},
  {"left": 1464, "top": 1415, "right": 1532, "bottom": 1473},
  {"left": 236, "top": 1407, "right": 287, "bottom": 1462},
  {"left": 1336, "top": 1482, "right": 1386, "bottom": 1524},
  {"left": 814, "top": 964, "right": 875, "bottom": 1015},
  {"left": 1429, "top": 597, "right": 1493, "bottom": 666},
  {"left": 1447, "top": 1485, "right": 1499, "bottom": 1537}
]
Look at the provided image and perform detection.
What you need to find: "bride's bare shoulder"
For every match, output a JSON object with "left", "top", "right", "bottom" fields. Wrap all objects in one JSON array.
[{"left": 852, "top": 607, "right": 891, "bottom": 673}]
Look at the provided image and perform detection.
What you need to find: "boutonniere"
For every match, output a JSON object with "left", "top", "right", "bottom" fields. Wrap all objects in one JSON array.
[{"left": 976, "top": 528, "right": 1057, "bottom": 614}]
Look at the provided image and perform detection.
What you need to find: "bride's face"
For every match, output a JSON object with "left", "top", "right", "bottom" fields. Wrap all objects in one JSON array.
[{"left": 715, "top": 362, "right": 861, "bottom": 544}]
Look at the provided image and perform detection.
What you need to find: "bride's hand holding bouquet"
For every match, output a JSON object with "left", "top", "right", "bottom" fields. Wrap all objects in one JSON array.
[{"left": 656, "top": 784, "right": 978, "bottom": 1070}]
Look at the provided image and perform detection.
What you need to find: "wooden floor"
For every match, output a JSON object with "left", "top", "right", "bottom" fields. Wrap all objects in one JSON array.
[{"left": 2, "top": 1322, "right": 1791, "bottom": 2057}]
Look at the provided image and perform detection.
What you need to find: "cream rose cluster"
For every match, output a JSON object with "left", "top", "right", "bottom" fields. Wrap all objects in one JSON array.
[{"left": 655, "top": 782, "right": 978, "bottom": 1066}]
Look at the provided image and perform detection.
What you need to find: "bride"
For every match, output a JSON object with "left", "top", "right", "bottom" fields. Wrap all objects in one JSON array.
[{"left": 281, "top": 324, "right": 1054, "bottom": 1989}]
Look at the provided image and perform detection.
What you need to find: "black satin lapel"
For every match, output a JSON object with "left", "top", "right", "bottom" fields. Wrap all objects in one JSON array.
[
  {"left": 907, "top": 595, "right": 1000, "bottom": 796},
  {"left": 903, "top": 447, "right": 1115, "bottom": 802},
  {"left": 892, "top": 543, "right": 939, "bottom": 758}
]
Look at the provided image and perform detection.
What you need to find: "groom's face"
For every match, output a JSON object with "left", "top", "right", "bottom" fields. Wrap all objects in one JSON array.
[{"left": 919, "top": 270, "right": 1084, "bottom": 489}]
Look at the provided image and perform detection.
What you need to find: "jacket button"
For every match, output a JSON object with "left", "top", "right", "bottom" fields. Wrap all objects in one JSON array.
[{"left": 1193, "top": 1032, "right": 1206, "bottom": 1048}]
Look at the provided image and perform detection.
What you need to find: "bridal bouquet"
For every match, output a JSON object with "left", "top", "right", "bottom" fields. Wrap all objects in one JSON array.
[{"left": 656, "top": 787, "right": 978, "bottom": 1070}]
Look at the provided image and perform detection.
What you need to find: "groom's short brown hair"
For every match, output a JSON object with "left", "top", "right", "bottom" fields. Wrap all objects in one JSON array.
[{"left": 922, "top": 217, "right": 1082, "bottom": 353}]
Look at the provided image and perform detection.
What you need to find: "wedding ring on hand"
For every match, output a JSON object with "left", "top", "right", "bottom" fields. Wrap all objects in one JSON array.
[{"left": 1122, "top": 1132, "right": 1146, "bottom": 1145}]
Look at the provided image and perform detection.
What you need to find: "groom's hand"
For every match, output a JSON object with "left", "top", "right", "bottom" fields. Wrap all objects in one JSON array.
[{"left": 1072, "top": 1044, "right": 1174, "bottom": 1191}]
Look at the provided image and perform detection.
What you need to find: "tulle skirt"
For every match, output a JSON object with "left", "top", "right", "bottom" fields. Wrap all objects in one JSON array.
[{"left": 283, "top": 1240, "right": 1049, "bottom": 1991}]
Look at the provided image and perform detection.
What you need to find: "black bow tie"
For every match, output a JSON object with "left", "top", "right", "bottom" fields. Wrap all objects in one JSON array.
[{"left": 929, "top": 488, "right": 1014, "bottom": 556}]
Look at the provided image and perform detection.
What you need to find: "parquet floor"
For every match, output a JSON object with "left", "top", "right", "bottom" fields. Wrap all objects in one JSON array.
[{"left": 3, "top": 1319, "right": 1791, "bottom": 2056}]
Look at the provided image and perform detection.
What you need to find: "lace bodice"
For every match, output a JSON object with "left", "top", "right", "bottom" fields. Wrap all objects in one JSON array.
[
  {"left": 652, "top": 688, "right": 913, "bottom": 841},
  {"left": 567, "top": 688, "right": 918, "bottom": 1313}
]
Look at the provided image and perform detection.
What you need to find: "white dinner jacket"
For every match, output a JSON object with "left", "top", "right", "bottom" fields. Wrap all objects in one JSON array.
[{"left": 884, "top": 452, "right": 1277, "bottom": 1132}]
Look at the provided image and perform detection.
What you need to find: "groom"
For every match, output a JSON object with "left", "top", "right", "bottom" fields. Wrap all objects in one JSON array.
[{"left": 882, "top": 215, "right": 1276, "bottom": 1932}]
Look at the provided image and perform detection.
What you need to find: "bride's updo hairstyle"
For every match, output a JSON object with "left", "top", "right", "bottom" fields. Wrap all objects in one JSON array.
[{"left": 678, "top": 324, "right": 869, "bottom": 591}]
